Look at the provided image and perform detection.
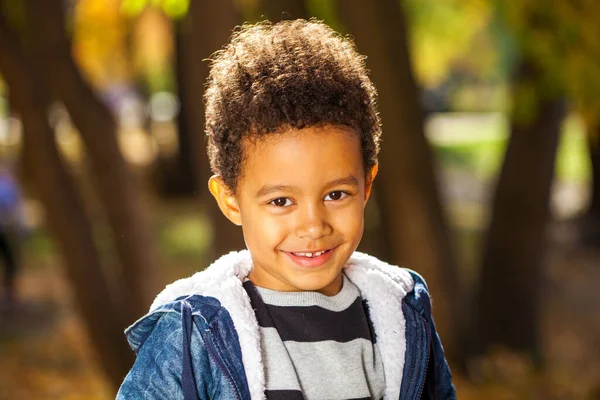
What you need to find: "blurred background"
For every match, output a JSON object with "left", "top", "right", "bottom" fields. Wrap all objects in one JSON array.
[{"left": 0, "top": 0, "right": 599, "bottom": 398}]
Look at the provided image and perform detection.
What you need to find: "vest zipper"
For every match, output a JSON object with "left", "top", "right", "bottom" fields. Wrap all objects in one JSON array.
[
  {"left": 202, "top": 328, "right": 243, "bottom": 400},
  {"left": 415, "top": 317, "right": 432, "bottom": 399}
]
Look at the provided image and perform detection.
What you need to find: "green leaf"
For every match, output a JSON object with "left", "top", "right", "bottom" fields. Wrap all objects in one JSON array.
[{"left": 120, "top": 0, "right": 148, "bottom": 17}]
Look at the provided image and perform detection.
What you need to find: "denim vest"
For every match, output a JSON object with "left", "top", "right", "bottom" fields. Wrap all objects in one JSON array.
[{"left": 117, "top": 251, "right": 455, "bottom": 399}]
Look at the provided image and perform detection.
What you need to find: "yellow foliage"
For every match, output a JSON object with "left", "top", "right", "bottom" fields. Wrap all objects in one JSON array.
[
  {"left": 132, "top": 8, "right": 173, "bottom": 91},
  {"left": 499, "top": 0, "right": 600, "bottom": 129},
  {"left": 404, "top": 0, "right": 496, "bottom": 87},
  {"left": 120, "top": 0, "right": 147, "bottom": 16},
  {"left": 121, "top": 0, "right": 190, "bottom": 19},
  {"left": 71, "top": 0, "right": 174, "bottom": 92},
  {"left": 72, "top": 0, "right": 131, "bottom": 88}
]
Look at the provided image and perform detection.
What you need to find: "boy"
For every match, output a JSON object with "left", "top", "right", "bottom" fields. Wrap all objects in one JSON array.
[{"left": 117, "top": 20, "right": 455, "bottom": 399}]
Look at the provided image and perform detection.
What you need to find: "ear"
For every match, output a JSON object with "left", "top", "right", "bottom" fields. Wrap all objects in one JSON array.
[
  {"left": 208, "top": 175, "right": 242, "bottom": 226},
  {"left": 364, "top": 163, "right": 378, "bottom": 204}
]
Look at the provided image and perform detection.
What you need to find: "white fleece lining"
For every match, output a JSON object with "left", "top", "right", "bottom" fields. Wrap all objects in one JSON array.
[
  {"left": 152, "top": 251, "right": 265, "bottom": 399},
  {"left": 151, "top": 250, "right": 414, "bottom": 400},
  {"left": 344, "top": 252, "right": 413, "bottom": 400}
]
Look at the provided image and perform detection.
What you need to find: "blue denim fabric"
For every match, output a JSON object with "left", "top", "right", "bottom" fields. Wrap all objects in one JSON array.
[
  {"left": 401, "top": 271, "right": 456, "bottom": 399},
  {"left": 117, "top": 273, "right": 455, "bottom": 399},
  {"left": 116, "top": 295, "right": 250, "bottom": 400}
]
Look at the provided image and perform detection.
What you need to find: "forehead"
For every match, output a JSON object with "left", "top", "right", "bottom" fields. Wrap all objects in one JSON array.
[{"left": 239, "top": 126, "right": 364, "bottom": 189}]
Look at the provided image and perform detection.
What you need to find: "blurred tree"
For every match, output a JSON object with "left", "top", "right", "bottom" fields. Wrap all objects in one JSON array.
[
  {"left": 131, "top": 1, "right": 203, "bottom": 198},
  {"left": 499, "top": 1, "right": 600, "bottom": 247},
  {"left": 589, "top": 135, "right": 600, "bottom": 215},
  {"left": 403, "top": 0, "right": 496, "bottom": 89},
  {"left": 180, "top": 0, "right": 246, "bottom": 255},
  {"left": 160, "top": 14, "right": 202, "bottom": 196},
  {"left": 336, "top": 0, "right": 462, "bottom": 361},
  {"left": 24, "top": 0, "right": 160, "bottom": 325},
  {"left": 582, "top": 133, "right": 600, "bottom": 245},
  {"left": 262, "top": 0, "right": 308, "bottom": 21},
  {"left": 127, "top": 6, "right": 174, "bottom": 93},
  {"left": 474, "top": 59, "right": 565, "bottom": 362},
  {"left": 0, "top": 13, "right": 133, "bottom": 388},
  {"left": 123, "top": 0, "right": 246, "bottom": 255},
  {"left": 72, "top": 0, "right": 131, "bottom": 89},
  {"left": 471, "top": 0, "right": 575, "bottom": 362}
]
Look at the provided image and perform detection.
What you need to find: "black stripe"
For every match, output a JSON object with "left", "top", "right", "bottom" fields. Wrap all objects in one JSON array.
[
  {"left": 362, "top": 299, "right": 377, "bottom": 344},
  {"left": 264, "top": 297, "right": 372, "bottom": 342},
  {"left": 265, "top": 389, "right": 304, "bottom": 400},
  {"left": 243, "top": 280, "right": 374, "bottom": 342},
  {"left": 265, "top": 390, "right": 376, "bottom": 400},
  {"left": 243, "top": 280, "right": 276, "bottom": 328},
  {"left": 348, "top": 398, "right": 377, "bottom": 400}
]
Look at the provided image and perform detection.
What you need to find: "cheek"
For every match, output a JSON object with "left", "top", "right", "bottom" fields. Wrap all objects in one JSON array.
[
  {"left": 331, "top": 201, "right": 365, "bottom": 234},
  {"left": 241, "top": 209, "right": 289, "bottom": 248}
]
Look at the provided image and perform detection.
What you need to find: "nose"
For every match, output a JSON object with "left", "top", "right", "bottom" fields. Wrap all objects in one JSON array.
[{"left": 295, "top": 203, "right": 333, "bottom": 240}]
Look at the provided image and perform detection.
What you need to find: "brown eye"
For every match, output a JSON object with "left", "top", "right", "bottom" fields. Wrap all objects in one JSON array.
[
  {"left": 325, "top": 191, "right": 346, "bottom": 201},
  {"left": 270, "top": 198, "right": 292, "bottom": 207}
]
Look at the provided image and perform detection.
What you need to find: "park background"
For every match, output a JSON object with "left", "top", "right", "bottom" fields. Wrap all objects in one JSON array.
[{"left": 0, "top": 0, "right": 599, "bottom": 398}]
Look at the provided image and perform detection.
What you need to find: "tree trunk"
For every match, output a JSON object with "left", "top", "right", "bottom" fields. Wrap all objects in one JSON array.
[
  {"left": 152, "top": 18, "right": 202, "bottom": 198},
  {"left": 337, "top": 0, "right": 461, "bottom": 361},
  {"left": 262, "top": 0, "right": 308, "bottom": 21},
  {"left": 0, "top": 17, "right": 133, "bottom": 389},
  {"left": 357, "top": 192, "right": 392, "bottom": 262},
  {"left": 25, "top": 0, "right": 160, "bottom": 323},
  {"left": 474, "top": 61, "right": 566, "bottom": 360},
  {"left": 588, "top": 132, "right": 600, "bottom": 215},
  {"left": 580, "top": 131, "right": 600, "bottom": 247},
  {"left": 183, "top": 0, "right": 247, "bottom": 257}
]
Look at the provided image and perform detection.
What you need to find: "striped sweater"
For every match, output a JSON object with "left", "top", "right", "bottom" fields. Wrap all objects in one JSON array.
[{"left": 243, "top": 274, "right": 385, "bottom": 400}]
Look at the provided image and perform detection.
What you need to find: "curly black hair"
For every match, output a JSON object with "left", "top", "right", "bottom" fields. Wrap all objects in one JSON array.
[{"left": 204, "top": 19, "right": 381, "bottom": 192}]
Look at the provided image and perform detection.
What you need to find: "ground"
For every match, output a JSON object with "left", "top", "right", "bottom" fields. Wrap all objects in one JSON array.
[{"left": 0, "top": 257, "right": 111, "bottom": 400}]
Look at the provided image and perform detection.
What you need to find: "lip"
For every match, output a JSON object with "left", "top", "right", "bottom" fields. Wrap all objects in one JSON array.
[{"left": 283, "top": 246, "right": 337, "bottom": 269}]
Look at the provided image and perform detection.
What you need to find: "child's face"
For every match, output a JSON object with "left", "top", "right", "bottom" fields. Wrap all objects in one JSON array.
[{"left": 210, "top": 125, "right": 375, "bottom": 296}]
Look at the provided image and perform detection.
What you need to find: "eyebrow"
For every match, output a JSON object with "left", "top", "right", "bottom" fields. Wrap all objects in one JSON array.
[{"left": 255, "top": 175, "right": 360, "bottom": 198}]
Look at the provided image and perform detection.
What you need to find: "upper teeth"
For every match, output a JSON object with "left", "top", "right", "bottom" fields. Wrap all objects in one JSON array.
[{"left": 294, "top": 251, "right": 326, "bottom": 257}]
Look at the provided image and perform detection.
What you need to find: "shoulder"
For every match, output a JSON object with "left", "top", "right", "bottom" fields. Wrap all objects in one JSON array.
[
  {"left": 345, "top": 252, "right": 433, "bottom": 318},
  {"left": 129, "top": 250, "right": 255, "bottom": 352},
  {"left": 125, "top": 250, "right": 255, "bottom": 352},
  {"left": 125, "top": 294, "right": 225, "bottom": 353},
  {"left": 150, "top": 250, "right": 253, "bottom": 310},
  {"left": 118, "top": 295, "right": 223, "bottom": 399},
  {"left": 344, "top": 251, "right": 415, "bottom": 296},
  {"left": 401, "top": 269, "right": 433, "bottom": 319}
]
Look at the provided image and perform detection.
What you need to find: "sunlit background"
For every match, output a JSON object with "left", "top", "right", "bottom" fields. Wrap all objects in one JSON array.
[{"left": 0, "top": 0, "right": 599, "bottom": 398}]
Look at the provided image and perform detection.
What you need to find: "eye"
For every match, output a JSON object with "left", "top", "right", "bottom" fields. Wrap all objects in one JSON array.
[
  {"left": 324, "top": 191, "right": 347, "bottom": 201},
  {"left": 269, "top": 197, "right": 293, "bottom": 207}
]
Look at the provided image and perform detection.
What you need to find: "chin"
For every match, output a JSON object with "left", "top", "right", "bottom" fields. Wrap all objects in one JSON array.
[{"left": 292, "top": 272, "right": 341, "bottom": 292}]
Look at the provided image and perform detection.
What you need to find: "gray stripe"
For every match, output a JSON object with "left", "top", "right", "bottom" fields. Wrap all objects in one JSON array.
[
  {"left": 260, "top": 327, "right": 302, "bottom": 391},
  {"left": 260, "top": 327, "right": 385, "bottom": 399},
  {"left": 255, "top": 274, "right": 360, "bottom": 311}
]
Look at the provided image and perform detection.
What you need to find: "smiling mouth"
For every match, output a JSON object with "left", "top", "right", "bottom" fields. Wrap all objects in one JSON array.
[
  {"left": 283, "top": 247, "right": 336, "bottom": 268},
  {"left": 289, "top": 249, "right": 333, "bottom": 258}
]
